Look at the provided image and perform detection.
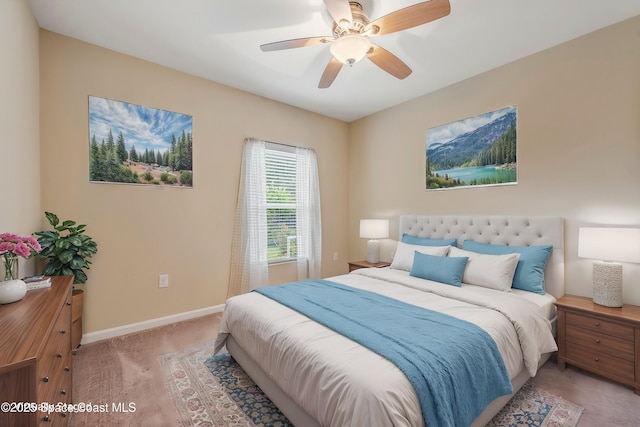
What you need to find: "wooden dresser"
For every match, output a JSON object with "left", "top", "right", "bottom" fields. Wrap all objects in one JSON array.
[
  {"left": 555, "top": 294, "right": 640, "bottom": 394},
  {"left": 0, "top": 276, "right": 74, "bottom": 426}
]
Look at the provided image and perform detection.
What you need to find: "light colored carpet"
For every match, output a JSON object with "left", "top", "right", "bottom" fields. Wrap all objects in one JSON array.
[
  {"left": 160, "top": 342, "right": 583, "bottom": 427},
  {"left": 69, "top": 314, "right": 221, "bottom": 427}
]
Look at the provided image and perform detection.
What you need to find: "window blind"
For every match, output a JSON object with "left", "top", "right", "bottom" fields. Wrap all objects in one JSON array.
[{"left": 265, "top": 146, "right": 297, "bottom": 262}]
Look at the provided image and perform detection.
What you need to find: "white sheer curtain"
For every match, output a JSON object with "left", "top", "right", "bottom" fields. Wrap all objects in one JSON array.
[
  {"left": 228, "top": 138, "right": 268, "bottom": 298},
  {"left": 296, "top": 147, "right": 322, "bottom": 279},
  {"left": 228, "top": 138, "right": 322, "bottom": 298}
]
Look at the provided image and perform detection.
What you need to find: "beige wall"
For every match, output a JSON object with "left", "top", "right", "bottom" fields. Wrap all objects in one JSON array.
[
  {"left": 349, "top": 16, "right": 640, "bottom": 305},
  {"left": 17, "top": 9, "right": 640, "bottom": 333},
  {"left": 39, "top": 31, "right": 349, "bottom": 333},
  {"left": 0, "top": 0, "right": 41, "bottom": 278}
]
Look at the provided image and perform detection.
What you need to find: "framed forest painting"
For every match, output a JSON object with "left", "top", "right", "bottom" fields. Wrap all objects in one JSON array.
[
  {"left": 426, "top": 105, "right": 517, "bottom": 190},
  {"left": 88, "top": 96, "right": 193, "bottom": 187}
]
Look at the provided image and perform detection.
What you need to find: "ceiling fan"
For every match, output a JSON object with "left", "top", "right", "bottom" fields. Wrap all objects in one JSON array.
[{"left": 260, "top": 0, "right": 451, "bottom": 88}]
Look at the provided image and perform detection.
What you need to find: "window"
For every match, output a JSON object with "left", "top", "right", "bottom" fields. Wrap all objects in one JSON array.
[
  {"left": 265, "top": 145, "right": 297, "bottom": 263},
  {"left": 229, "top": 138, "right": 321, "bottom": 297}
]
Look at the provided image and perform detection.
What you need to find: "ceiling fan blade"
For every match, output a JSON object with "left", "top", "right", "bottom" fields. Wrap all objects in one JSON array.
[
  {"left": 369, "top": 0, "right": 450, "bottom": 36},
  {"left": 366, "top": 44, "right": 412, "bottom": 80},
  {"left": 323, "top": 0, "right": 353, "bottom": 26},
  {"left": 319, "top": 57, "right": 343, "bottom": 88},
  {"left": 260, "top": 36, "right": 332, "bottom": 52}
]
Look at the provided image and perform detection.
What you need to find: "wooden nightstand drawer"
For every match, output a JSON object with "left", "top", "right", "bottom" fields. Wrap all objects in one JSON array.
[
  {"left": 565, "top": 342, "right": 635, "bottom": 382},
  {"left": 566, "top": 324, "right": 634, "bottom": 360},
  {"left": 566, "top": 312, "right": 634, "bottom": 339}
]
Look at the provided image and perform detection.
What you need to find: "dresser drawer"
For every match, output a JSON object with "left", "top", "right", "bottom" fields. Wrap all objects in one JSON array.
[
  {"left": 38, "top": 411, "right": 70, "bottom": 427},
  {"left": 566, "top": 324, "right": 634, "bottom": 361},
  {"left": 565, "top": 342, "right": 635, "bottom": 382},
  {"left": 38, "top": 354, "right": 71, "bottom": 405},
  {"left": 38, "top": 304, "right": 71, "bottom": 379},
  {"left": 566, "top": 312, "right": 634, "bottom": 339},
  {"left": 37, "top": 292, "right": 72, "bottom": 414}
]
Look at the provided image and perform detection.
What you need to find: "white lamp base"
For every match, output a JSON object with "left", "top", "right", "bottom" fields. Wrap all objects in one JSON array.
[
  {"left": 592, "top": 261, "right": 623, "bottom": 307},
  {"left": 366, "top": 239, "right": 380, "bottom": 264}
]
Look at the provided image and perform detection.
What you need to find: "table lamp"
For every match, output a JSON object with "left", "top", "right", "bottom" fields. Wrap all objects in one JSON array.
[
  {"left": 360, "top": 219, "right": 389, "bottom": 264},
  {"left": 578, "top": 227, "right": 640, "bottom": 307}
]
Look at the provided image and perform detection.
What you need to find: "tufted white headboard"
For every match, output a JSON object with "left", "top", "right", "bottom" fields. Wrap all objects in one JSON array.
[{"left": 399, "top": 215, "right": 565, "bottom": 298}]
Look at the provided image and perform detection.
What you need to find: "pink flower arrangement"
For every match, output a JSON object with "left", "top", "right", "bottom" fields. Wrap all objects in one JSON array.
[
  {"left": 1, "top": 233, "right": 42, "bottom": 281},
  {"left": 0, "top": 233, "right": 42, "bottom": 259}
]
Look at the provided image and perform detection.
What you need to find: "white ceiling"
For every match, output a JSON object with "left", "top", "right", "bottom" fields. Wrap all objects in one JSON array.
[{"left": 28, "top": 0, "right": 640, "bottom": 122}]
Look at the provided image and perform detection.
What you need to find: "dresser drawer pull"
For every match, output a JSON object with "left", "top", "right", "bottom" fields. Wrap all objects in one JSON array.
[
  {"left": 61, "top": 389, "right": 67, "bottom": 395},
  {"left": 60, "top": 412, "right": 67, "bottom": 417},
  {"left": 595, "top": 338, "right": 600, "bottom": 344},
  {"left": 57, "top": 353, "right": 63, "bottom": 358},
  {"left": 43, "top": 376, "right": 49, "bottom": 383},
  {"left": 64, "top": 367, "right": 70, "bottom": 372},
  {"left": 60, "top": 329, "right": 66, "bottom": 334},
  {"left": 595, "top": 357, "right": 600, "bottom": 362},
  {"left": 43, "top": 415, "right": 51, "bottom": 422},
  {"left": 66, "top": 302, "right": 71, "bottom": 306},
  {"left": 594, "top": 322, "right": 600, "bottom": 327}
]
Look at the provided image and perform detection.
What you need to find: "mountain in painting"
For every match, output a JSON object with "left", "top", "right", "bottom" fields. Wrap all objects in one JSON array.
[{"left": 427, "top": 111, "right": 516, "bottom": 170}]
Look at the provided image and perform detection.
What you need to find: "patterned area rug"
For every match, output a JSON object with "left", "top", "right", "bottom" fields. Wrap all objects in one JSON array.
[{"left": 159, "top": 342, "right": 583, "bottom": 427}]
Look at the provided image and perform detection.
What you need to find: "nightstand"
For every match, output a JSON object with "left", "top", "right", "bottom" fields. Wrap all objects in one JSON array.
[
  {"left": 555, "top": 295, "right": 640, "bottom": 394},
  {"left": 348, "top": 260, "right": 391, "bottom": 272}
]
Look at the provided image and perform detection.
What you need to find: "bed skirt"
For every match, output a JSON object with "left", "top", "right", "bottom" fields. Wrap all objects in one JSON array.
[{"left": 226, "top": 336, "right": 551, "bottom": 427}]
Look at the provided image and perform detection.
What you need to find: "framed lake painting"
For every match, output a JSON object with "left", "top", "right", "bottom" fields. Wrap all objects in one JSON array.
[
  {"left": 426, "top": 105, "right": 517, "bottom": 190},
  {"left": 88, "top": 95, "right": 193, "bottom": 187}
]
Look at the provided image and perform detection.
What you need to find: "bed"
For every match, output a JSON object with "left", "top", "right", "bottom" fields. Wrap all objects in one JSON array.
[{"left": 214, "top": 215, "right": 565, "bottom": 426}]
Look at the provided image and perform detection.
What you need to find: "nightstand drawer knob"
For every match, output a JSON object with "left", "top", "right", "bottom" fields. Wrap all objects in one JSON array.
[
  {"left": 43, "top": 376, "right": 49, "bottom": 383},
  {"left": 595, "top": 338, "right": 601, "bottom": 344},
  {"left": 595, "top": 357, "right": 600, "bottom": 362},
  {"left": 594, "top": 322, "right": 600, "bottom": 327},
  {"left": 60, "top": 329, "right": 66, "bottom": 334}
]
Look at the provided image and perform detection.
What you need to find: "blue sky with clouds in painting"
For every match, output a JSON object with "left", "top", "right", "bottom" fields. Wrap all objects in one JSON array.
[
  {"left": 426, "top": 105, "right": 516, "bottom": 147},
  {"left": 89, "top": 96, "right": 192, "bottom": 155}
]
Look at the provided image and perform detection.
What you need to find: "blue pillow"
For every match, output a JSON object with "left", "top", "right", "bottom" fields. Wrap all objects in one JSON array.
[
  {"left": 461, "top": 240, "right": 552, "bottom": 295},
  {"left": 410, "top": 251, "right": 468, "bottom": 287},
  {"left": 402, "top": 233, "right": 457, "bottom": 247}
]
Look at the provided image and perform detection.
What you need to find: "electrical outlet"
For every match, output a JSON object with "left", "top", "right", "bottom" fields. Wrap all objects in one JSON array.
[{"left": 159, "top": 274, "right": 169, "bottom": 288}]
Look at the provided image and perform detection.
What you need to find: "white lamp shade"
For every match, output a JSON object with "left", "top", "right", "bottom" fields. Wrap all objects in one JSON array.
[
  {"left": 578, "top": 227, "right": 640, "bottom": 263},
  {"left": 578, "top": 226, "right": 640, "bottom": 307},
  {"left": 330, "top": 34, "right": 372, "bottom": 65},
  {"left": 360, "top": 219, "right": 389, "bottom": 239}
]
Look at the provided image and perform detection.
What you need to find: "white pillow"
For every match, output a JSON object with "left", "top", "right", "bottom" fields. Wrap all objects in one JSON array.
[
  {"left": 390, "top": 242, "right": 450, "bottom": 271},
  {"left": 449, "top": 246, "right": 520, "bottom": 292}
]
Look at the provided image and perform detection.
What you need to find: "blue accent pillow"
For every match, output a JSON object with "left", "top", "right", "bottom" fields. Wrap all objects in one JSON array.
[
  {"left": 402, "top": 233, "right": 457, "bottom": 247},
  {"left": 461, "top": 240, "right": 553, "bottom": 295},
  {"left": 410, "top": 251, "right": 468, "bottom": 287}
]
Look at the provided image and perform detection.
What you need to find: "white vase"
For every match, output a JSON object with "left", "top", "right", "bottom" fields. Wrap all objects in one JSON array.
[{"left": 0, "top": 279, "right": 27, "bottom": 304}]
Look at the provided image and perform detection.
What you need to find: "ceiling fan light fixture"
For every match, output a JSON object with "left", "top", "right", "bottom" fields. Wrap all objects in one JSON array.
[
  {"left": 330, "top": 34, "right": 371, "bottom": 66},
  {"left": 337, "top": 18, "right": 351, "bottom": 30}
]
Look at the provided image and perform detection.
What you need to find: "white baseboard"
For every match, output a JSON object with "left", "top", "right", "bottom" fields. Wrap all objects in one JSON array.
[{"left": 81, "top": 304, "right": 225, "bottom": 345}]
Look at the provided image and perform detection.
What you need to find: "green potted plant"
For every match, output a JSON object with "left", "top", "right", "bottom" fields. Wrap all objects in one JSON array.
[{"left": 35, "top": 211, "right": 98, "bottom": 351}]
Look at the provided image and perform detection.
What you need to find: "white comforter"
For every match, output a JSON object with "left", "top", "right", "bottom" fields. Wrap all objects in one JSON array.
[{"left": 214, "top": 269, "right": 557, "bottom": 427}]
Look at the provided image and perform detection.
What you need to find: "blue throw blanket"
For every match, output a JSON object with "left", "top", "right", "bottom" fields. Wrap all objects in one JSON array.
[{"left": 255, "top": 279, "right": 512, "bottom": 427}]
